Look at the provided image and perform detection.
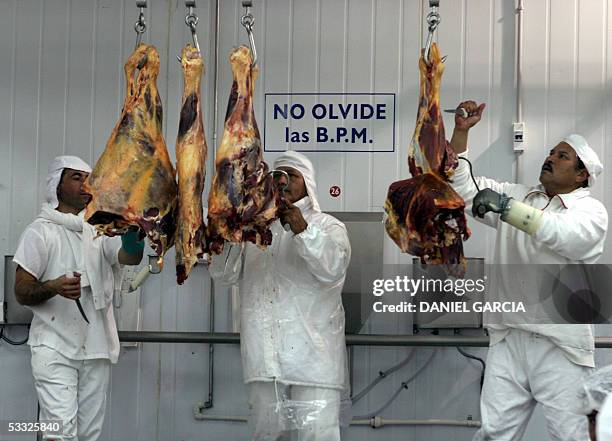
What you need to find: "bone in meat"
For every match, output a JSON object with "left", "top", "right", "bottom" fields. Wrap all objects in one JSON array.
[
  {"left": 175, "top": 44, "right": 207, "bottom": 284},
  {"left": 384, "top": 43, "right": 470, "bottom": 274},
  {"left": 84, "top": 44, "right": 177, "bottom": 261},
  {"left": 206, "top": 46, "right": 280, "bottom": 255}
]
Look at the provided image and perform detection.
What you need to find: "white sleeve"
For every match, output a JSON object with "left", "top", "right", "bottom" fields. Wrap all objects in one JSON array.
[
  {"left": 208, "top": 243, "right": 245, "bottom": 286},
  {"left": 13, "top": 227, "right": 48, "bottom": 280},
  {"left": 293, "top": 221, "right": 351, "bottom": 285},
  {"left": 534, "top": 199, "right": 608, "bottom": 262},
  {"left": 451, "top": 153, "right": 520, "bottom": 229},
  {"left": 102, "top": 236, "right": 122, "bottom": 266}
]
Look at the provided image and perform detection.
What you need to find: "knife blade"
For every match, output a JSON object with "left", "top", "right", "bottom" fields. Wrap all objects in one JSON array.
[
  {"left": 75, "top": 299, "right": 89, "bottom": 324},
  {"left": 444, "top": 108, "right": 468, "bottom": 118}
]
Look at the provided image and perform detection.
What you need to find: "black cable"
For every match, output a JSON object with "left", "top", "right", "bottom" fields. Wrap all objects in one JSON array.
[
  {"left": 352, "top": 349, "right": 416, "bottom": 403},
  {"left": 456, "top": 347, "right": 486, "bottom": 390},
  {"left": 0, "top": 325, "right": 29, "bottom": 345},
  {"left": 458, "top": 157, "right": 481, "bottom": 192},
  {"left": 353, "top": 350, "right": 437, "bottom": 419}
]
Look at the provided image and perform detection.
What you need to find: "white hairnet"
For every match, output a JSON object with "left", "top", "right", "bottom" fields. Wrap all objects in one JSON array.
[
  {"left": 562, "top": 134, "right": 603, "bottom": 187},
  {"left": 577, "top": 364, "right": 612, "bottom": 415},
  {"left": 273, "top": 151, "right": 321, "bottom": 212},
  {"left": 598, "top": 395, "right": 612, "bottom": 440},
  {"left": 46, "top": 155, "right": 92, "bottom": 209}
]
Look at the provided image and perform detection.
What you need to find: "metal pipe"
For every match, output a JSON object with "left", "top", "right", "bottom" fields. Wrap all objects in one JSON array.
[
  {"left": 116, "top": 332, "right": 612, "bottom": 348},
  {"left": 193, "top": 0, "right": 221, "bottom": 418},
  {"left": 203, "top": 0, "right": 221, "bottom": 412},
  {"left": 346, "top": 334, "right": 489, "bottom": 347},
  {"left": 194, "top": 415, "right": 248, "bottom": 422},
  {"left": 212, "top": 0, "right": 220, "bottom": 156},
  {"left": 206, "top": 278, "right": 215, "bottom": 408},
  {"left": 514, "top": 0, "right": 525, "bottom": 183},
  {"left": 351, "top": 418, "right": 480, "bottom": 428},
  {"left": 348, "top": 345, "right": 354, "bottom": 396},
  {"left": 515, "top": 0, "right": 524, "bottom": 123},
  {"left": 190, "top": 414, "right": 480, "bottom": 428}
]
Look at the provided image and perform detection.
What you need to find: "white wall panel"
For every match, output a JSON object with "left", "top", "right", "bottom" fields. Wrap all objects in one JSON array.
[
  {"left": 370, "top": 0, "right": 402, "bottom": 212},
  {"left": 308, "top": 0, "right": 347, "bottom": 211},
  {"left": 0, "top": 0, "right": 17, "bottom": 257},
  {"left": 2, "top": 1, "right": 612, "bottom": 441}
]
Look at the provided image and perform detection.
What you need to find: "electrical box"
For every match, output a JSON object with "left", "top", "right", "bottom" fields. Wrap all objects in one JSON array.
[
  {"left": 4, "top": 256, "right": 34, "bottom": 324},
  {"left": 513, "top": 122, "right": 525, "bottom": 152}
]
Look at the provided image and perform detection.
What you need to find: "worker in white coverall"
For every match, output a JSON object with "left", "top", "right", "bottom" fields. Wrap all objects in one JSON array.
[
  {"left": 577, "top": 365, "right": 612, "bottom": 440},
  {"left": 209, "top": 151, "right": 351, "bottom": 441},
  {"left": 448, "top": 101, "right": 608, "bottom": 441},
  {"left": 13, "top": 156, "right": 144, "bottom": 441}
]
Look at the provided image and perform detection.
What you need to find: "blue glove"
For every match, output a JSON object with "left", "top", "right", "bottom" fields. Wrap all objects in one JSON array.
[
  {"left": 472, "top": 188, "right": 511, "bottom": 218},
  {"left": 121, "top": 230, "right": 145, "bottom": 255}
]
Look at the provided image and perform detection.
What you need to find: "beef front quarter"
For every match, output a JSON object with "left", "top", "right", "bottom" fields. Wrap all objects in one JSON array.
[
  {"left": 206, "top": 46, "right": 280, "bottom": 255},
  {"left": 84, "top": 44, "right": 178, "bottom": 262},
  {"left": 385, "top": 43, "right": 470, "bottom": 275}
]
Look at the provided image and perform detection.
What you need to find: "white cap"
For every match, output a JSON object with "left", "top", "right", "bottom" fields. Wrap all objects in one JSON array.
[
  {"left": 562, "top": 134, "right": 603, "bottom": 187},
  {"left": 273, "top": 151, "right": 320, "bottom": 212},
  {"left": 46, "top": 155, "right": 92, "bottom": 208}
]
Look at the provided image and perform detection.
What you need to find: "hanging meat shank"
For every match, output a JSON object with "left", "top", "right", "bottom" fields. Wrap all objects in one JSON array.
[
  {"left": 385, "top": 43, "right": 470, "bottom": 274},
  {"left": 206, "top": 46, "right": 281, "bottom": 255},
  {"left": 175, "top": 44, "right": 208, "bottom": 284}
]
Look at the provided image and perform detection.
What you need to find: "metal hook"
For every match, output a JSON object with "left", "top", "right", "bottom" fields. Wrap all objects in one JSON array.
[
  {"left": 178, "top": 1, "right": 201, "bottom": 62},
  {"left": 134, "top": 1, "right": 147, "bottom": 49},
  {"left": 185, "top": 1, "right": 201, "bottom": 54},
  {"left": 241, "top": 1, "right": 258, "bottom": 67},
  {"left": 423, "top": 5, "right": 440, "bottom": 65},
  {"left": 269, "top": 169, "right": 289, "bottom": 193}
]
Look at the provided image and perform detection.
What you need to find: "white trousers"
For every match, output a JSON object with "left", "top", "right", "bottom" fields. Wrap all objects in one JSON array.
[
  {"left": 247, "top": 381, "right": 341, "bottom": 441},
  {"left": 473, "top": 329, "right": 592, "bottom": 441},
  {"left": 31, "top": 345, "right": 110, "bottom": 441}
]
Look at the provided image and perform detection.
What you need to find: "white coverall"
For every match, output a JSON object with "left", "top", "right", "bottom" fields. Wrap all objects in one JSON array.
[
  {"left": 13, "top": 156, "right": 122, "bottom": 441},
  {"left": 598, "top": 395, "right": 612, "bottom": 440},
  {"left": 450, "top": 151, "right": 608, "bottom": 441},
  {"left": 577, "top": 364, "right": 612, "bottom": 440},
  {"left": 209, "top": 152, "right": 351, "bottom": 441}
]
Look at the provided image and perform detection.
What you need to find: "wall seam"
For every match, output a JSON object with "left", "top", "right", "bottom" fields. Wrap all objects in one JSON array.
[
  {"left": 35, "top": 0, "right": 44, "bottom": 210},
  {"left": 89, "top": 0, "right": 99, "bottom": 165},
  {"left": 63, "top": 0, "right": 72, "bottom": 154},
  {"left": 8, "top": 0, "right": 17, "bottom": 251}
]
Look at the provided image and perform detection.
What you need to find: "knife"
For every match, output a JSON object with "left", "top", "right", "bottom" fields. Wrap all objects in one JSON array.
[
  {"left": 444, "top": 108, "right": 468, "bottom": 118},
  {"left": 66, "top": 270, "right": 89, "bottom": 324},
  {"left": 75, "top": 299, "right": 89, "bottom": 324}
]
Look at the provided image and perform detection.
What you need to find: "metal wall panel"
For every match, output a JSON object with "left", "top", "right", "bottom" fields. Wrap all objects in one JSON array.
[{"left": 2, "top": 1, "right": 612, "bottom": 441}]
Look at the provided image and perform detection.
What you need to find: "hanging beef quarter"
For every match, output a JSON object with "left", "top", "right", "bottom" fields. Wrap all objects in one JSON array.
[
  {"left": 175, "top": 44, "right": 207, "bottom": 284},
  {"left": 384, "top": 43, "right": 470, "bottom": 275},
  {"left": 84, "top": 44, "right": 177, "bottom": 262},
  {"left": 206, "top": 46, "right": 280, "bottom": 255}
]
